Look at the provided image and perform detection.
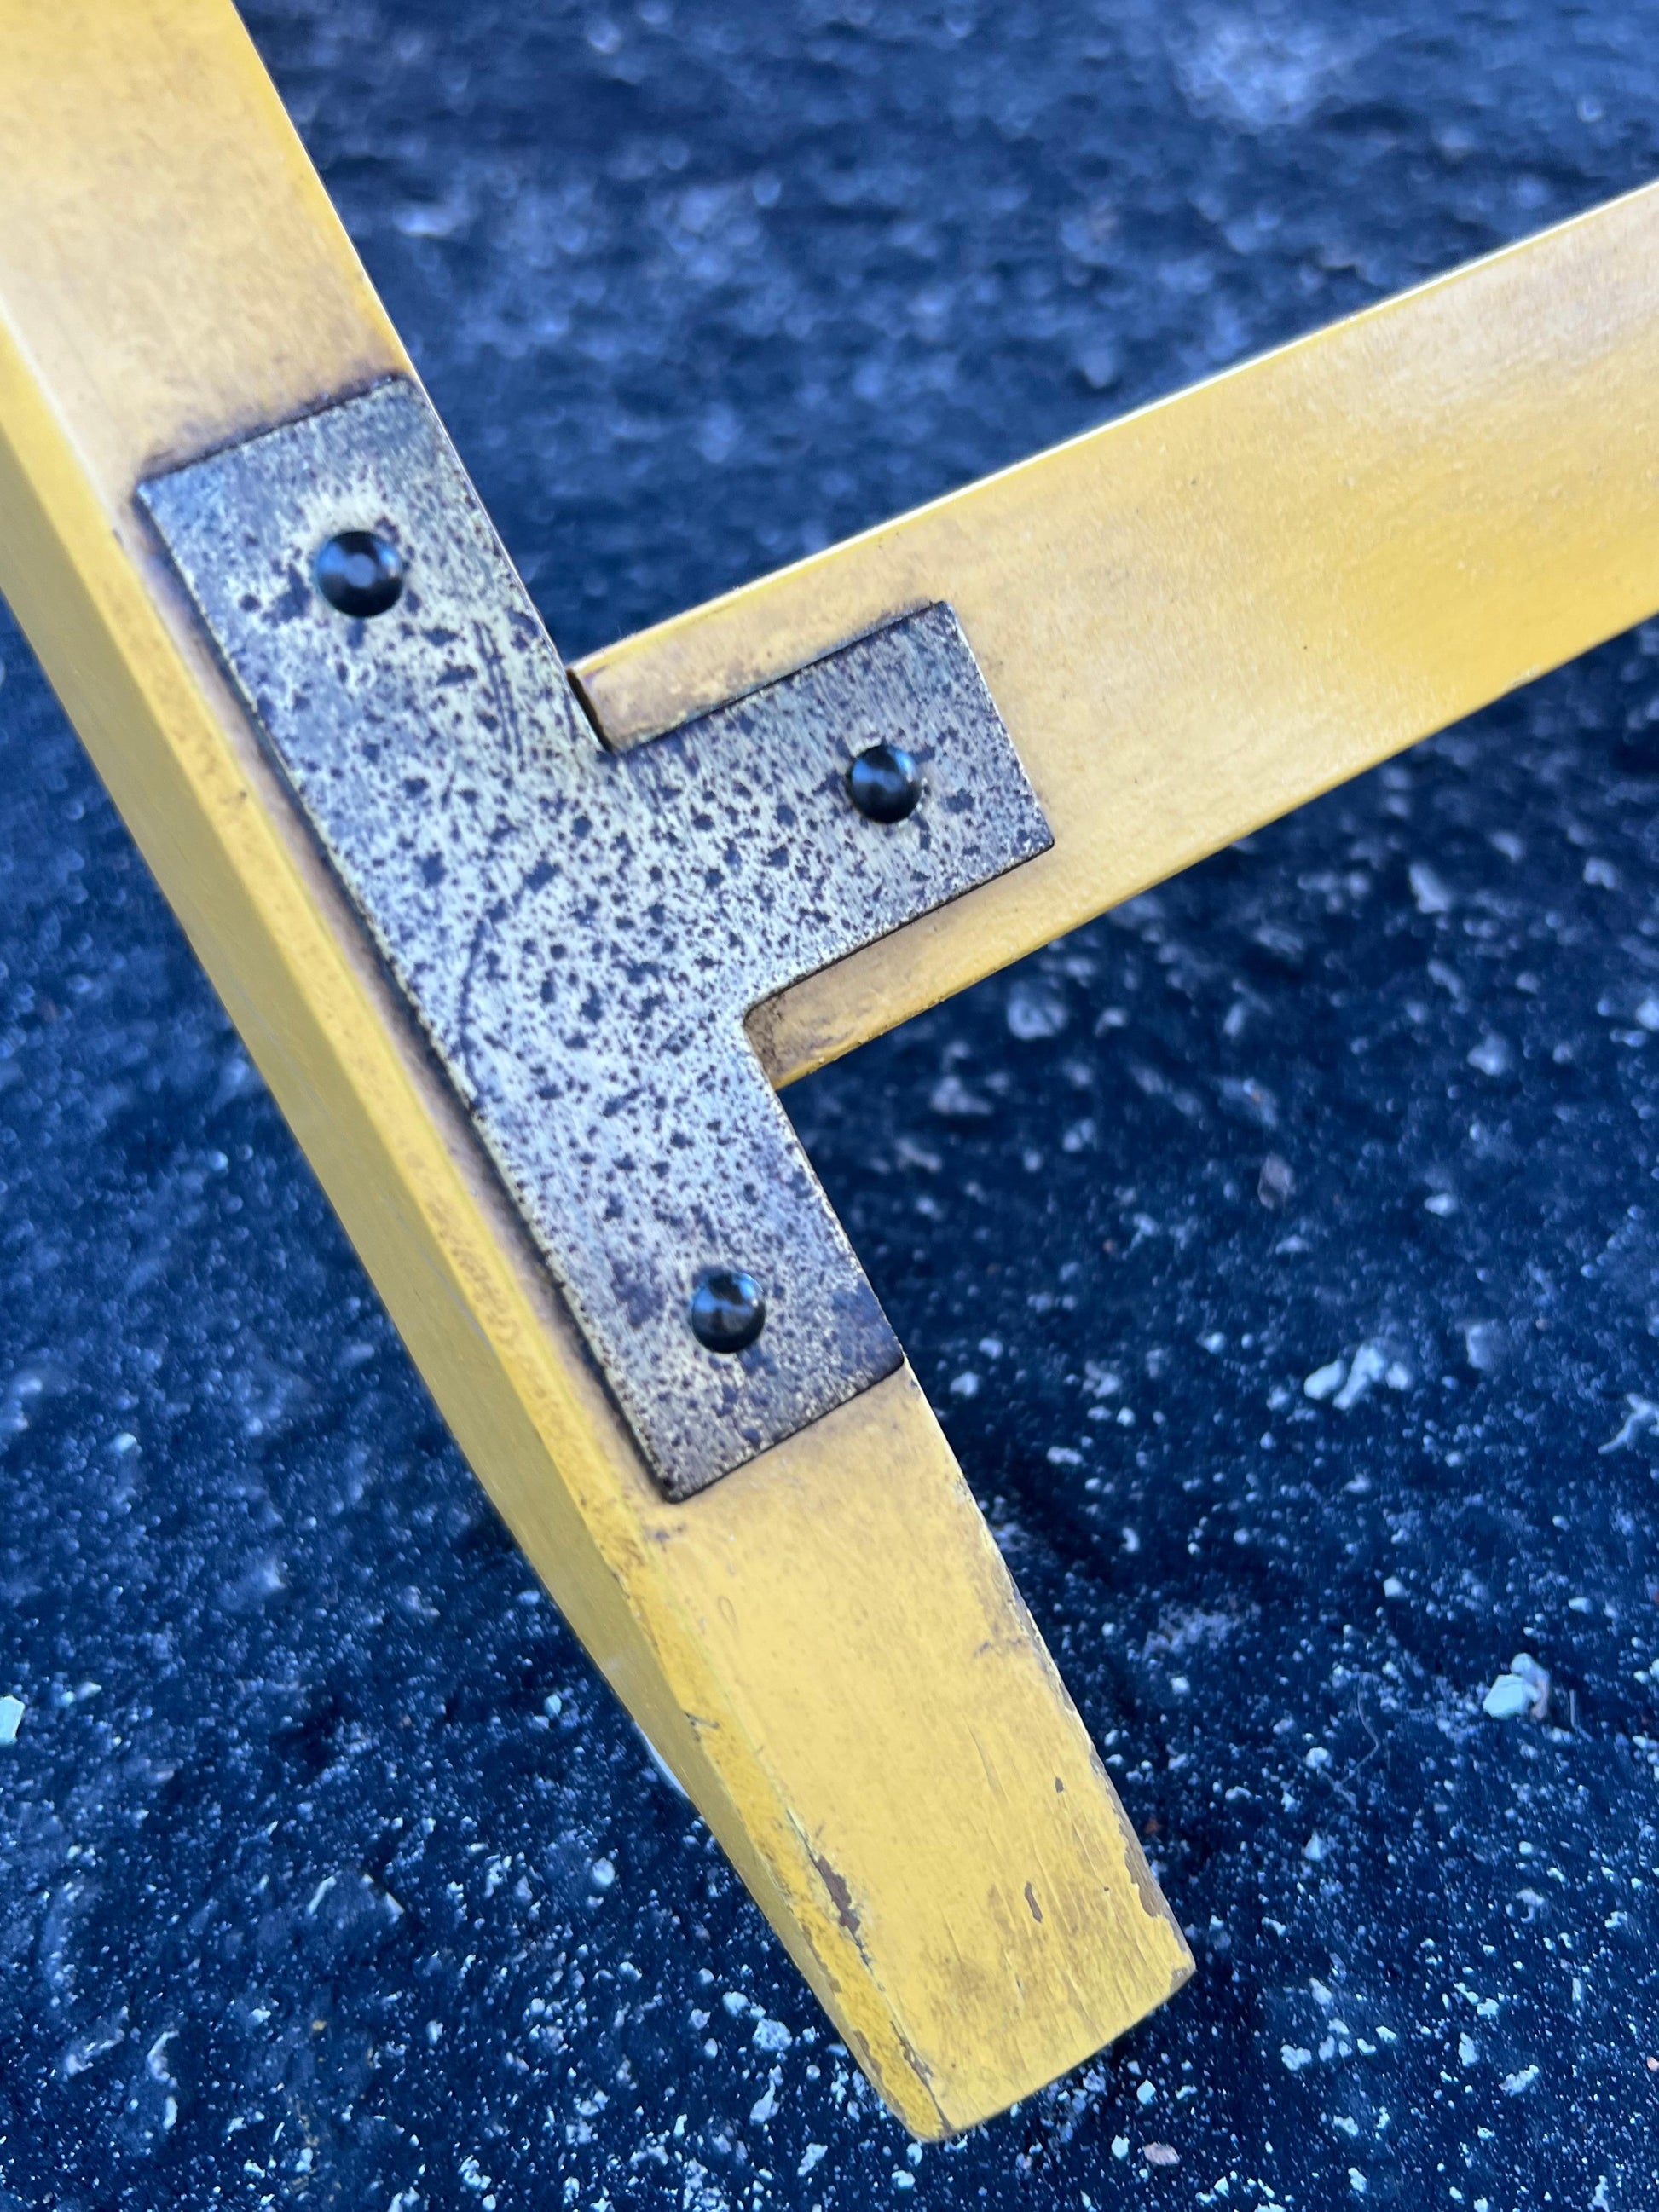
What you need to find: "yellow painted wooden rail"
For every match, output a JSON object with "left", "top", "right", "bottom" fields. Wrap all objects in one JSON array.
[{"left": 0, "top": 0, "right": 1656, "bottom": 2139}]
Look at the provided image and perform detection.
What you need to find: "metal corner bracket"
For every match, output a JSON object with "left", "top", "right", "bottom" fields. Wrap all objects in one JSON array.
[{"left": 139, "top": 379, "right": 1052, "bottom": 1497}]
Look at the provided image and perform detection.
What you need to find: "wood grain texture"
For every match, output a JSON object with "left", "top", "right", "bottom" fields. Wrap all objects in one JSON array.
[
  {"left": 572, "top": 182, "right": 1659, "bottom": 1088},
  {"left": 0, "top": 0, "right": 1189, "bottom": 2135}
]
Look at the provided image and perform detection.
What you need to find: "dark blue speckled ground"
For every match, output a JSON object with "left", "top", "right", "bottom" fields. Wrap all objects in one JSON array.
[{"left": 4, "top": 5, "right": 1659, "bottom": 2207}]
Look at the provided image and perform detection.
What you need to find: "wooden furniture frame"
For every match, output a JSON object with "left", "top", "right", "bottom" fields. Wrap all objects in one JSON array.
[{"left": 2, "top": 1, "right": 1655, "bottom": 2136}]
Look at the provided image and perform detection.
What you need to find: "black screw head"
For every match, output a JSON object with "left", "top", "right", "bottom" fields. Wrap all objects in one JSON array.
[
  {"left": 315, "top": 530, "right": 405, "bottom": 619},
  {"left": 847, "top": 742, "right": 922, "bottom": 823},
  {"left": 688, "top": 1268, "right": 767, "bottom": 1354}
]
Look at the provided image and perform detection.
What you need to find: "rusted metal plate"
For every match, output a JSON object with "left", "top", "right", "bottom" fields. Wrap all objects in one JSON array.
[{"left": 139, "top": 381, "right": 1051, "bottom": 1495}]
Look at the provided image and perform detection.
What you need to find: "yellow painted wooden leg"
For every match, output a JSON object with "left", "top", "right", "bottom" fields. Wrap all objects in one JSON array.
[{"left": 0, "top": 0, "right": 1188, "bottom": 2134}]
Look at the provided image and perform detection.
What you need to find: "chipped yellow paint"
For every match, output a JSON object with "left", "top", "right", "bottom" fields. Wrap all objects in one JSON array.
[{"left": 0, "top": 0, "right": 1189, "bottom": 2136}]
